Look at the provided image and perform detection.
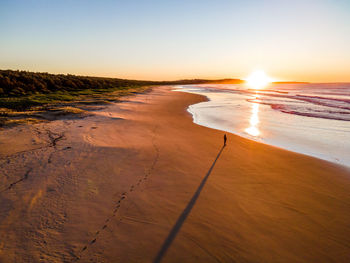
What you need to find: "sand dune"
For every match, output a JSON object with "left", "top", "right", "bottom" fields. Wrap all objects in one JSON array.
[{"left": 0, "top": 86, "right": 349, "bottom": 262}]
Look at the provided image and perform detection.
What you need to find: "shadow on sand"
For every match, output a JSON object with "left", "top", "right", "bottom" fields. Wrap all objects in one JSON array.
[{"left": 153, "top": 145, "right": 226, "bottom": 263}]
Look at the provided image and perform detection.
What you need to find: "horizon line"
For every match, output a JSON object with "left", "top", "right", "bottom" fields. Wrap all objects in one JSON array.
[{"left": 2, "top": 68, "right": 350, "bottom": 84}]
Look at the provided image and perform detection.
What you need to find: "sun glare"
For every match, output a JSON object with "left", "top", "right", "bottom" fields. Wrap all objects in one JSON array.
[{"left": 246, "top": 70, "right": 272, "bottom": 89}]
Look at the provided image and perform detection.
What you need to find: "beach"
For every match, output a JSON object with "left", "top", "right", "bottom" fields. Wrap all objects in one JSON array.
[{"left": 0, "top": 86, "right": 350, "bottom": 262}]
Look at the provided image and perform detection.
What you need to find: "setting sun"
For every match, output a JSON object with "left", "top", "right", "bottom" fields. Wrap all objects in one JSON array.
[{"left": 246, "top": 70, "right": 272, "bottom": 89}]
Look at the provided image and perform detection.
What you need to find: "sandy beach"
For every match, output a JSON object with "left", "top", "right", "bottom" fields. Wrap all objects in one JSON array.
[{"left": 0, "top": 86, "right": 350, "bottom": 262}]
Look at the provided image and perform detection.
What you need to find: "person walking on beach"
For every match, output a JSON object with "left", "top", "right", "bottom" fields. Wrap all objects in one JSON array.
[{"left": 224, "top": 134, "right": 227, "bottom": 146}]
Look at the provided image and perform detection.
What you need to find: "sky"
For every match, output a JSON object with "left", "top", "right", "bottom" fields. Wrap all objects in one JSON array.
[{"left": 1, "top": 0, "right": 350, "bottom": 82}]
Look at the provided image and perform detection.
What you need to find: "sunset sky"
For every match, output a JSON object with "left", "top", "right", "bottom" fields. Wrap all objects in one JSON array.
[{"left": 1, "top": 0, "right": 350, "bottom": 82}]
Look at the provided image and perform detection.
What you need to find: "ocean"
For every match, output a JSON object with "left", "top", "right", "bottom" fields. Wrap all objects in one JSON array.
[{"left": 175, "top": 83, "right": 350, "bottom": 167}]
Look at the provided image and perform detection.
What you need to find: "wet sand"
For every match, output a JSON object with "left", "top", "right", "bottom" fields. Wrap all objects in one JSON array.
[{"left": 0, "top": 86, "right": 349, "bottom": 262}]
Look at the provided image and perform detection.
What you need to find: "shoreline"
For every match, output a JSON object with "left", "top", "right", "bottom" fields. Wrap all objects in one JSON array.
[
  {"left": 0, "top": 86, "right": 349, "bottom": 262},
  {"left": 174, "top": 85, "right": 350, "bottom": 168}
]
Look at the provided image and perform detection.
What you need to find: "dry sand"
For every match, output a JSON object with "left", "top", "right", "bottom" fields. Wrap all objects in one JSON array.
[{"left": 0, "top": 86, "right": 349, "bottom": 262}]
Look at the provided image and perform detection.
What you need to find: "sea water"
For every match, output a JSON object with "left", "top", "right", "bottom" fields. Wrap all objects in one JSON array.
[{"left": 175, "top": 83, "right": 350, "bottom": 167}]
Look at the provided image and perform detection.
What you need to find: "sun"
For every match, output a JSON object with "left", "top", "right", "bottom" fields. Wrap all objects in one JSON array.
[{"left": 246, "top": 70, "right": 272, "bottom": 89}]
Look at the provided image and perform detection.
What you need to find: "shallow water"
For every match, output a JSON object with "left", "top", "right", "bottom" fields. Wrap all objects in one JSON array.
[{"left": 175, "top": 83, "right": 350, "bottom": 167}]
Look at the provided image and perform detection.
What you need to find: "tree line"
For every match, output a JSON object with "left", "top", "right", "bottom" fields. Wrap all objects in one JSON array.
[{"left": 0, "top": 69, "right": 225, "bottom": 97}]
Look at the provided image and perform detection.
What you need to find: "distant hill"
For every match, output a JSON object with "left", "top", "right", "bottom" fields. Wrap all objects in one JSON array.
[
  {"left": 206, "top": 78, "right": 245, "bottom": 84},
  {"left": 272, "top": 81, "right": 309, "bottom": 84}
]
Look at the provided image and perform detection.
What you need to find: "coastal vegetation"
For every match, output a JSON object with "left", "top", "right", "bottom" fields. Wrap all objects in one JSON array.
[
  {"left": 0, "top": 69, "right": 245, "bottom": 111},
  {"left": 0, "top": 69, "right": 245, "bottom": 126}
]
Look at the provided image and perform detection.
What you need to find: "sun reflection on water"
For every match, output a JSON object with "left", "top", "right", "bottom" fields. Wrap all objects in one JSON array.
[{"left": 245, "top": 96, "right": 260, "bottom": 137}]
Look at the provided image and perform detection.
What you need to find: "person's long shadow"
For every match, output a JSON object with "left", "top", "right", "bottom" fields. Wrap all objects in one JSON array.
[{"left": 153, "top": 145, "right": 226, "bottom": 263}]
